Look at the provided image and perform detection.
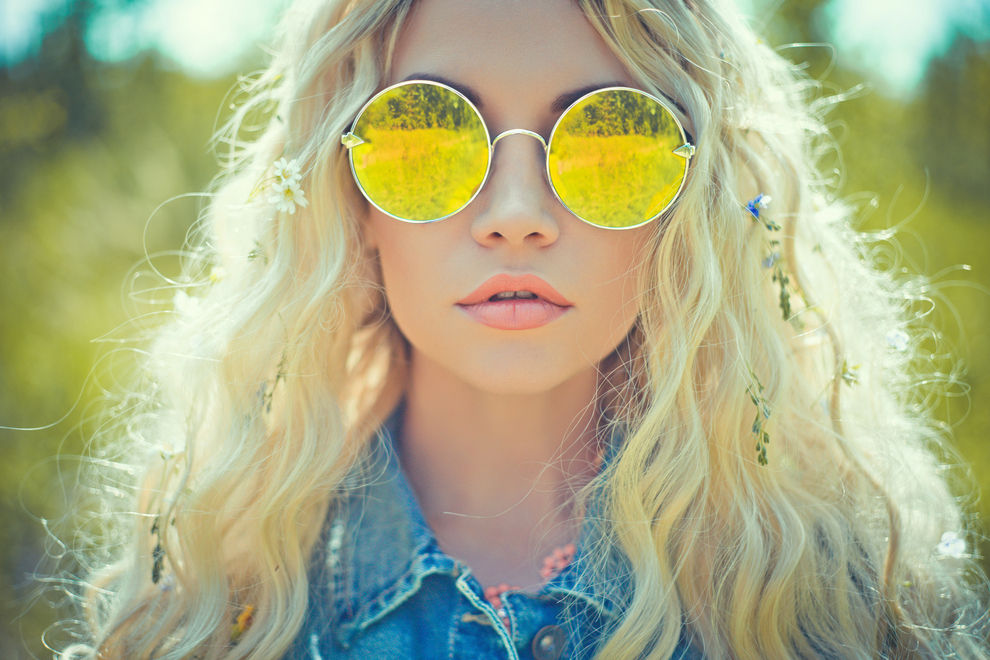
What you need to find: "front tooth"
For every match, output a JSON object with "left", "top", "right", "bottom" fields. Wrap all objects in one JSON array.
[{"left": 491, "top": 290, "right": 537, "bottom": 301}]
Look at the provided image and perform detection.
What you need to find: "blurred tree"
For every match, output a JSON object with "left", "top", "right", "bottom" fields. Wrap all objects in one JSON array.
[
  {"left": 0, "top": 58, "right": 231, "bottom": 660},
  {"left": 753, "top": 0, "right": 836, "bottom": 81},
  {"left": 1, "top": 1, "right": 104, "bottom": 204},
  {"left": 917, "top": 35, "right": 990, "bottom": 205}
]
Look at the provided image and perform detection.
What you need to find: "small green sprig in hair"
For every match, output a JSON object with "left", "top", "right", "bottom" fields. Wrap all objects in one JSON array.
[
  {"left": 247, "top": 239, "right": 269, "bottom": 265},
  {"left": 150, "top": 516, "right": 165, "bottom": 584},
  {"left": 746, "top": 194, "right": 798, "bottom": 326},
  {"left": 257, "top": 349, "right": 288, "bottom": 414},
  {"left": 840, "top": 359, "right": 860, "bottom": 386},
  {"left": 746, "top": 365, "right": 772, "bottom": 466}
]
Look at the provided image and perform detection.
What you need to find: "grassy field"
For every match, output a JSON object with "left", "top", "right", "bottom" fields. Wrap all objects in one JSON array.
[
  {"left": 549, "top": 133, "right": 685, "bottom": 227},
  {"left": 353, "top": 126, "right": 488, "bottom": 220}
]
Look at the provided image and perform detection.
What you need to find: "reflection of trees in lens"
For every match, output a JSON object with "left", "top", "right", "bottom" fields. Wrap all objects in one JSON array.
[
  {"left": 567, "top": 90, "right": 679, "bottom": 139},
  {"left": 360, "top": 83, "right": 478, "bottom": 132}
]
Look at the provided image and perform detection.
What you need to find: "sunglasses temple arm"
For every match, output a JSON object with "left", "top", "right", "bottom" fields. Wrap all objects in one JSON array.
[
  {"left": 341, "top": 133, "right": 364, "bottom": 149},
  {"left": 673, "top": 143, "right": 696, "bottom": 159}
]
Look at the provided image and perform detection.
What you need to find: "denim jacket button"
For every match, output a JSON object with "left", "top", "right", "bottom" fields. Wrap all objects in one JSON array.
[{"left": 532, "top": 624, "right": 566, "bottom": 660}]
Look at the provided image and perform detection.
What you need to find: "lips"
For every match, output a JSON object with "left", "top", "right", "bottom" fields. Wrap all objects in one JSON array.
[
  {"left": 455, "top": 274, "right": 574, "bottom": 307},
  {"left": 456, "top": 274, "right": 573, "bottom": 330}
]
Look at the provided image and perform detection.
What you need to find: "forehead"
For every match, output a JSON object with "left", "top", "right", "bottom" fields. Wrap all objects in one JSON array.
[{"left": 389, "top": 0, "right": 635, "bottom": 99}]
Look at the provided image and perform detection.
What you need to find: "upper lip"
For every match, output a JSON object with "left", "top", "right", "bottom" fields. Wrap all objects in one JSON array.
[{"left": 456, "top": 273, "right": 574, "bottom": 307}]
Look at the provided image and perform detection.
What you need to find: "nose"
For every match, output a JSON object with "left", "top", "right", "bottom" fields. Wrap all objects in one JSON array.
[{"left": 470, "top": 130, "right": 560, "bottom": 248}]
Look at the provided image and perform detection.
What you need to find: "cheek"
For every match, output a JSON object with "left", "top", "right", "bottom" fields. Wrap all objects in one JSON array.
[
  {"left": 592, "top": 268, "right": 643, "bottom": 355},
  {"left": 583, "top": 232, "right": 651, "bottom": 337},
  {"left": 366, "top": 214, "right": 449, "bottom": 330}
]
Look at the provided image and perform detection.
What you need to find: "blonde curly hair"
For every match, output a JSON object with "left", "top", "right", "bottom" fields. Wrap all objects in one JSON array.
[{"left": 57, "top": 0, "right": 989, "bottom": 657}]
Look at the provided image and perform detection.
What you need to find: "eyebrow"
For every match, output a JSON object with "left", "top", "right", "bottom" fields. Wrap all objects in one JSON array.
[
  {"left": 400, "top": 73, "right": 627, "bottom": 114},
  {"left": 550, "top": 82, "right": 625, "bottom": 113}
]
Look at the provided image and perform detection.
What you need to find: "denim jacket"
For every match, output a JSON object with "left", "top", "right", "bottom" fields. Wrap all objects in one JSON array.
[{"left": 287, "top": 404, "right": 702, "bottom": 659}]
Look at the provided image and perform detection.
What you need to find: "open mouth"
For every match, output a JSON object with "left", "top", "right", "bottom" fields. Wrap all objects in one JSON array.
[
  {"left": 487, "top": 290, "right": 540, "bottom": 301},
  {"left": 455, "top": 273, "right": 573, "bottom": 330}
]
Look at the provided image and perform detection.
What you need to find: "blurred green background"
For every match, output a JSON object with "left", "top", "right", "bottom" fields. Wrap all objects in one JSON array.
[{"left": 1, "top": 0, "right": 987, "bottom": 656}]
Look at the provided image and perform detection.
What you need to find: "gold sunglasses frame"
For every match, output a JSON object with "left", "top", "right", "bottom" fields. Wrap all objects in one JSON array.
[{"left": 341, "top": 79, "right": 696, "bottom": 230}]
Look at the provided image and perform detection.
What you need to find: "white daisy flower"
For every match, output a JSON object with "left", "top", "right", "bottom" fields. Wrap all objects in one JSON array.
[
  {"left": 268, "top": 157, "right": 308, "bottom": 214},
  {"left": 935, "top": 531, "right": 965, "bottom": 559},
  {"left": 269, "top": 179, "right": 309, "bottom": 215},
  {"left": 272, "top": 157, "right": 302, "bottom": 187}
]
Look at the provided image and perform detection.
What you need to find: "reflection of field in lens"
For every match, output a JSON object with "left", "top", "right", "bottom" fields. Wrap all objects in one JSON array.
[
  {"left": 352, "top": 126, "right": 488, "bottom": 221},
  {"left": 549, "top": 134, "right": 685, "bottom": 228}
]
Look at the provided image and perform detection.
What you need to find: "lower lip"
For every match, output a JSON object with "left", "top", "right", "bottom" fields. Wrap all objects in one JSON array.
[{"left": 457, "top": 299, "right": 571, "bottom": 330}]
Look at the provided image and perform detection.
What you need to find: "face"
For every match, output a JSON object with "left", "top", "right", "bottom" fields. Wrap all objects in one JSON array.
[{"left": 362, "top": 0, "right": 656, "bottom": 395}]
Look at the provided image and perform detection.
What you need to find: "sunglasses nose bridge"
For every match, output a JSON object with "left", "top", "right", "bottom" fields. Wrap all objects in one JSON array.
[
  {"left": 491, "top": 128, "right": 548, "bottom": 151},
  {"left": 484, "top": 128, "right": 553, "bottom": 202},
  {"left": 487, "top": 128, "right": 550, "bottom": 193}
]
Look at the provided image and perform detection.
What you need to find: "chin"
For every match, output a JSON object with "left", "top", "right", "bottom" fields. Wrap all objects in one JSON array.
[
  {"left": 401, "top": 323, "right": 610, "bottom": 397},
  {"left": 449, "top": 349, "right": 592, "bottom": 396},
  {"left": 463, "top": 368, "right": 572, "bottom": 396}
]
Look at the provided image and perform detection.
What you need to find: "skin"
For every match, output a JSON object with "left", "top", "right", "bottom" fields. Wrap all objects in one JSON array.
[{"left": 362, "top": 0, "right": 656, "bottom": 588}]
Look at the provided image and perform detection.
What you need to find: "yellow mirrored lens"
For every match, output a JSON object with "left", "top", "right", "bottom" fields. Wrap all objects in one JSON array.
[
  {"left": 548, "top": 89, "right": 687, "bottom": 228},
  {"left": 349, "top": 83, "right": 489, "bottom": 222}
]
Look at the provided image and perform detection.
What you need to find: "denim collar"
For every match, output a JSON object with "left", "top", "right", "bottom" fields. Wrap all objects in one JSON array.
[{"left": 323, "top": 401, "right": 627, "bottom": 648}]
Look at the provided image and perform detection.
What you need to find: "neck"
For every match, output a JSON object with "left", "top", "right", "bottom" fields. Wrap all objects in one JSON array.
[{"left": 398, "top": 351, "right": 605, "bottom": 551}]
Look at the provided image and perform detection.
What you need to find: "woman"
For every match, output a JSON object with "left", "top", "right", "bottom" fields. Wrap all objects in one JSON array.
[{"left": 59, "top": 0, "right": 989, "bottom": 658}]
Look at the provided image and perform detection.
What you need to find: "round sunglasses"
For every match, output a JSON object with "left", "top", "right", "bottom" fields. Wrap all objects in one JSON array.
[{"left": 341, "top": 80, "right": 696, "bottom": 230}]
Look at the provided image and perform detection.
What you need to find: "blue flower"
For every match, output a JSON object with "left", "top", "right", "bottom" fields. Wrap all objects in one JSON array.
[{"left": 746, "top": 193, "right": 771, "bottom": 219}]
